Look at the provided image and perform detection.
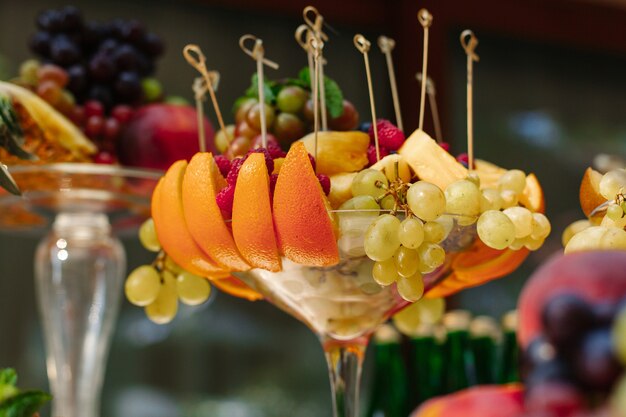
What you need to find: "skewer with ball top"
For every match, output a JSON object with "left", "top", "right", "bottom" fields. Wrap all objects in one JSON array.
[
  {"left": 309, "top": 34, "right": 324, "bottom": 170},
  {"left": 460, "top": 30, "right": 479, "bottom": 171},
  {"left": 303, "top": 6, "right": 329, "bottom": 131},
  {"left": 354, "top": 34, "right": 381, "bottom": 163},
  {"left": 378, "top": 35, "right": 403, "bottom": 133},
  {"left": 417, "top": 8, "right": 433, "bottom": 133}
]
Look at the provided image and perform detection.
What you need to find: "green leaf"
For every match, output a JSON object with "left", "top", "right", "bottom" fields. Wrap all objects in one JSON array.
[
  {"left": 244, "top": 74, "right": 275, "bottom": 104},
  {"left": 0, "top": 390, "right": 51, "bottom": 417},
  {"left": 296, "top": 67, "right": 345, "bottom": 118},
  {"left": 0, "top": 370, "right": 16, "bottom": 387},
  {"left": 0, "top": 164, "right": 21, "bottom": 196}
]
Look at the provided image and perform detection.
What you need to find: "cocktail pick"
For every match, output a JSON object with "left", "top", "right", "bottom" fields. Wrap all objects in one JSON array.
[
  {"left": 378, "top": 36, "right": 403, "bottom": 132},
  {"left": 239, "top": 34, "right": 279, "bottom": 148},
  {"left": 192, "top": 74, "right": 219, "bottom": 152},
  {"left": 309, "top": 35, "right": 324, "bottom": 170},
  {"left": 303, "top": 6, "right": 329, "bottom": 130},
  {"left": 416, "top": 73, "right": 442, "bottom": 143},
  {"left": 354, "top": 34, "right": 380, "bottom": 162},
  {"left": 183, "top": 44, "right": 228, "bottom": 151},
  {"left": 460, "top": 30, "right": 479, "bottom": 171},
  {"left": 417, "top": 8, "right": 433, "bottom": 132},
  {"left": 295, "top": 24, "right": 315, "bottom": 92}
]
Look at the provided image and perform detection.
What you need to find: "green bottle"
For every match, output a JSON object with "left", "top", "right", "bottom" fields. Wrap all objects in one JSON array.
[
  {"left": 442, "top": 310, "right": 476, "bottom": 393},
  {"left": 367, "top": 324, "right": 408, "bottom": 417},
  {"left": 469, "top": 316, "right": 500, "bottom": 385},
  {"left": 497, "top": 310, "right": 520, "bottom": 384},
  {"left": 407, "top": 323, "right": 444, "bottom": 408}
]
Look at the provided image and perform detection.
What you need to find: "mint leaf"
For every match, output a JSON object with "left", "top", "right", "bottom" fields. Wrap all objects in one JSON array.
[
  {"left": 244, "top": 74, "right": 275, "bottom": 104},
  {"left": 0, "top": 391, "right": 51, "bottom": 417},
  {"left": 296, "top": 67, "right": 344, "bottom": 118},
  {"left": 0, "top": 370, "right": 16, "bottom": 387}
]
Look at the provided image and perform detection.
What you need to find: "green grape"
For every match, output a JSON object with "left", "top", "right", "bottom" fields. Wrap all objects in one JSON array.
[
  {"left": 164, "top": 255, "right": 184, "bottom": 275},
  {"left": 467, "top": 172, "right": 481, "bottom": 188},
  {"left": 503, "top": 206, "right": 533, "bottom": 238},
  {"left": 564, "top": 226, "right": 626, "bottom": 254},
  {"left": 498, "top": 169, "right": 526, "bottom": 195},
  {"left": 530, "top": 212, "right": 551, "bottom": 240},
  {"left": 364, "top": 214, "right": 401, "bottom": 261},
  {"left": 444, "top": 180, "right": 481, "bottom": 219},
  {"left": 139, "top": 218, "right": 161, "bottom": 252},
  {"left": 602, "top": 212, "right": 626, "bottom": 229},
  {"left": 612, "top": 307, "right": 626, "bottom": 364},
  {"left": 142, "top": 77, "right": 163, "bottom": 102},
  {"left": 524, "top": 235, "right": 544, "bottom": 251},
  {"left": 340, "top": 195, "right": 380, "bottom": 213},
  {"left": 423, "top": 221, "right": 445, "bottom": 243},
  {"left": 407, "top": 181, "right": 446, "bottom": 221},
  {"left": 394, "top": 246, "right": 420, "bottom": 278},
  {"left": 500, "top": 190, "right": 519, "bottom": 209},
  {"left": 477, "top": 210, "right": 516, "bottom": 250},
  {"left": 246, "top": 102, "right": 276, "bottom": 131},
  {"left": 177, "top": 271, "right": 212, "bottom": 305},
  {"left": 561, "top": 219, "right": 591, "bottom": 247},
  {"left": 396, "top": 272, "right": 425, "bottom": 302},
  {"left": 509, "top": 238, "right": 525, "bottom": 250},
  {"left": 19, "top": 59, "right": 40, "bottom": 85},
  {"left": 398, "top": 217, "right": 424, "bottom": 249},
  {"left": 276, "top": 86, "right": 308, "bottom": 113},
  {"left": 338, "top": 196, "right": 380, "bottom": 257},
  {"left": 380, "top": 195, "right": 396, "bottom": 211},
  {"left": 480, "top": 188, "right": 502, "bottom": 212},
  {"left": 599, "top": 169, "right": 626, "bottom": 200},
  {"left": 392, "top": 297, "right": 446, "bottom": 336},
  {"left": 611, "top": 374, "right": 626, "bottom": 417},
  {"left": 145, "top": 270, "right": 178, "bottom": 324},
  {"left": 372, "top": 259, "right": 399, "bottom": 286},
  {"left": 622, "top": 200, "right": 626, "bottom": 213},
  {"left": 435, "top": 214, "right": 454, "bottom": 241},
  {"left": 351, "top": 169, "right": 389, "bottom": 199},
  {"left": 125, "top": 265, "right": 161, "bottom": 306},
  {"left": 417, "top": 242, "right": 445, "bottom": 270},
  {"left": 607, "top": 204, "right": 625, "bottom": 222}
]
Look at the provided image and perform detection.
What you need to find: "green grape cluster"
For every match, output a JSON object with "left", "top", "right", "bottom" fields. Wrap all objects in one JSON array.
[{"left": 124, "top": 218, "right": 212, "bottom": 324}]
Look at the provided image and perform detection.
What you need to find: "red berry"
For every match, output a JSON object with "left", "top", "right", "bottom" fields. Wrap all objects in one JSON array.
[
  {"left": 251, "top": 133, "right": 279, "bottom": 150},
  {"left": 248, "top": 147, "right": 274, "bottom": 174},
  {"left": 269, "top": 173, "right": 279, "bottom": 198},
  {"left": 84, "top": 100, "right": 104, "bottom": 118},
  {"left": 367, "top": 144, "right": 390, "bottom": 166},
  {"left": 216, "top": 184, "right": 235, "bottom": 215},
  {"left": 308, "top": 153, "right": 316, "bottom": 171},
  {"left": 93, "top": 151, "right": 115, "bottom": 164},
  {"left": 103, "top": 118, "right": 120, "bottom": 141},
  {"left": 267, "top": 142, "right": 286, "bottom": 159},
  {"left": 226, "top": 157, "right": 246, "bottom": 185},
  {"left": 456, "top": 153, "right": 469, "bottom": 166},
  {"left": 369, "top": 119, "right": 405, "bottom": 151},
  {"left": 111, "top": 105, "right": 134, "bottom": 123},
  {"left": 214, "top": 155, "right": 232, "bottom": 178},
  {"left": 439, "top": 142, "right": 451, "bottom": 152},
  {"left": 85, "top": 115, "right": 104, "bottom": 138},
  {"left": 70, "top": 106, "right": 86, "bottom": 125},
  {"left": 317, "top": 173, "right": 331, "bottom": 195}
]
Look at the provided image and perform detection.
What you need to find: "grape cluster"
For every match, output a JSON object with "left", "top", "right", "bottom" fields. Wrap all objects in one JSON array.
[
  {"left": 564, "top": 168, "right": 626, "bottom": 252},
  {"left": 523, "top": 293, "right": 626, "bottom": 416},
  {"left": 124, "top": 218, "right": 212, "bottom": 324}
]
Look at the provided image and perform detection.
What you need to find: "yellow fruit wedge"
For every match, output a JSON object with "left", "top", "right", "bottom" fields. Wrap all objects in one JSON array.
[
  {"left": 328, "top": 172, "right": 357, "bottom": 209},
  {"left": 300, "top": 130, "right": 369, "bottom": 175},
  {"left": 398, "top": 129, "right": 467, "bottom": 189},
  {"left": 579, "top": 167, "right": 606, "bottom": 220},
  {"left": 0, "top": 81, "right": 96, "bottom": 158},
  {"left": 370, "top": 154, "right": 412, "bottom": 183},
  {"left": 474, "top": 158, "right": 505, "bottom": 188}
]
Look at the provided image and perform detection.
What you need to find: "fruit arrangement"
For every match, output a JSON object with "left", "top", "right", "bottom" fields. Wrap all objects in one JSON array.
[{"left": 563, "top": 166, "right": 626, "bottom": 253}]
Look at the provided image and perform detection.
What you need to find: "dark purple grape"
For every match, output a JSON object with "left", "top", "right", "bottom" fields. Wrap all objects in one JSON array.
[
  {"left": 114, "top": 71, "right": 142, "bottom": 103},
  {"left": 522, "top": 336, "right": 557, "bottom": 379},
  {"left": 110, "top": 18, "right": 127, "bottom": 39},
  {"left": 594, "top": 303, "right": 617, "bottom": 326},
  {"left": 59, "top": 6, "right": 83, "bottom": 31},
  {"left": 525, "top": 356, "right": 573, "bottom": 389},
  {"left": 89, "top": 54, "right": 116, "bottom": 82},
  {"left": 121, "top": 20, "right": 145, "bottom": 43},
  {"left": 88, "top": 85, "right": 113, "bottom": 110},
  {"left": 542, "top": 293, "right": 595, "bottom": 348},
  {"left": 36, "top": 9, "right": 63, "bottom": 32},
  {"left": 81, "top": 21, "right": 101, "bottom": 48},
  {"left": 98, "top": 39, "right": 119, "bottom": 55},
  {"left": 29, "top": 31, "right": 52, "bottom": 56},
  {"left": 141, "top": 32, "right": 164, "bottom": 57},
  {"left": 50, "top": 35, "right": 81, "bottom": 66},
  {"left": 573, "top": 328, "right": 622, "bottom": 391},
  {"left": 136, "top": 54, "right": 155, "bottom": 76},
  {"left": 67, "top": 65, "right": 88, "bottom": 95},
  {"left": 114, "top": 44, "right": 138, "bottom": 71}
]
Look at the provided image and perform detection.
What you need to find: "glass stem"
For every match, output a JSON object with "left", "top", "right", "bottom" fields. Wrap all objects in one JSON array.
[{"left": 321, "top": 337, "right": 367, "bottom": 417}]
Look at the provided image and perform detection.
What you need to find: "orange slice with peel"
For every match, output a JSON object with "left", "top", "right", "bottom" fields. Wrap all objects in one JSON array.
[
  {"left": 273, "top": 141, "right": 339, "bottom": 266},
  {"left": 519, "top": 173, "right": 544, "bottom": 214},
  {"left": 579, "top": 167, "right": 606, "bottom": 220},
  {"left": 152, "top": 160, "right": 228, "bottom": 277},
  {"left": 182, "top": 152, "right": 250, "bottom": 271},
  {"left": 212, "top": 275, "right": 263, "bottom": 301},
  {"left": 232, "top": 153, "right": 282, "bottom": 271}
]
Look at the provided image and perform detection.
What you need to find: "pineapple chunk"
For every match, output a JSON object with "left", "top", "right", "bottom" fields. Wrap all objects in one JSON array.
[
  {"left": 370, "top": 154, "right": 412, "bottom": 183},
  {"left": 398, "top": 129, "right": 467, "bottom": 189},
  {"left": 300, "top": 131, "right": 369, "bottom": 175},
  {"left": 328, "top": 172, "right": 357, "bottom": 209}
]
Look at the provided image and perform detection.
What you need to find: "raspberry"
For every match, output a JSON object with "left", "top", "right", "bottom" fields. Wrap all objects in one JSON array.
[
  {"left": 214, "top": 155, "right": 232, "bottom": 178},
  {"left": 226, "top": 157, "right": 246, "bottom": 185},
  {"left": 369, "top": 119, "right": 405, "bottom": 151},
  {"left": 308, "top": 153, "right": 316, "bottom": 171},
  {"left": 216, "top": 184, "right": 235, "bottom": 215},
  {"left": 269, "top": 173, "right": 279, "bottom": 198},
  {"left": 366, "top": 144, "right": 390, "bottom": 166},
  {"left": 248, "top": 147, "right": 274, "bottom": 174},
  {"left": 439, "top": 142, "right": 451, "bottom": 152},
  {"left": 93, "top": 151, "right": 115, "bottom": 165},
  {"left": 456, "top": 152, "right": 469, "bottom": 168},
  {"left": 267, "top": 142, "right": 287, "bottom": 159},
  {"left": 317, "top": 174, "right": 331, "bottom": 196}
]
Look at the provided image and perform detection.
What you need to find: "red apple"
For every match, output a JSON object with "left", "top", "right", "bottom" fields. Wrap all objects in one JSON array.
[
  {"left": 518, "top": 251, "right": 626, "bottom": 348},
  {"left": 412, "top": 385, "right": 524, "bottom": 417},
  {"left": 117, "top": 104, "right": 214, "bottom": 170}
]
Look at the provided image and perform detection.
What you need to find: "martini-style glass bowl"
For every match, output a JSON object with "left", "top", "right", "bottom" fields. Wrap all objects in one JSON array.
[{"left": 236, "top": 210, "right": 477, "bottom": 417}]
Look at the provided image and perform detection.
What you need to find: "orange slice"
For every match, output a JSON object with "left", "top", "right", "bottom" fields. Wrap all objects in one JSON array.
[
  {"left": 153, "top": 160, "right": 228, "bottom": 277},
  {"left": 182, "top": 152, "right": 250, "bottom": 271},
  {"left": 232, "top": 153, "right": 282, "bottom": 271},
  {"left": 519, "top": 173, "right": 544, "bottom": 213},
  {"left": 212, "top": 275, "right": 263, "bottom": 301},
  {"left": 273, "top": 141, "right": 339, "bottom": 266},
  {"left": 579, "top": 167, "right": 606, "bottom": 220}
]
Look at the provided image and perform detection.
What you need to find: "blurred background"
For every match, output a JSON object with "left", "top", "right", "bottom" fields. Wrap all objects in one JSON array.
[{"left": 0, "top": 0, "right": 625, "bottom": 416}]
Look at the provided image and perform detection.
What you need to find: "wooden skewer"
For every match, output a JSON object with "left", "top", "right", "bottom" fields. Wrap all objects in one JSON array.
[
  {"left": 378, "top": 36, "right": 403, "bottom": 132},
  {"left": 416, "top": 73, "right": 442, "bottom": 143},
  {"left": 303, "top": 6, "right": 329, "bottom": 130},
  {"left": 183, "top": 44, "right": 228, "bottom": 147},
  {"left": 460, "top": 30, "right": 479, "bottom": 171},
  {"left": 309, "top": 36, "right": 324, "bottom": 171},
  {"left": 239, "top": 34, "right": 279, "bottom": 148},
  {"left": 417, "top": 9, "right": 433, "bottom": 132},
  {"left": 354, "top": 34, "right": 380, "bottom": 162},
  {"left": 295, "top": 24, "right": 315, "bottom": 92}
]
